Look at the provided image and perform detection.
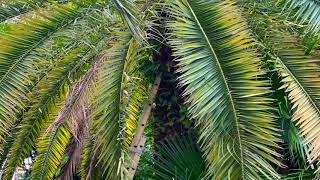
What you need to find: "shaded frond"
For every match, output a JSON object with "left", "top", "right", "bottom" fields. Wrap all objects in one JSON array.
[
  {"left": 153, "top": 134, "right": 206, "bottom": 180},
  {"left": 282, "top": 169, "right": 315, "bottom": 179},
  {"left": 113, "top": 0, "right": 146, "bottom": 42},
  {"left": 31, "top": 125, "right": 71, "bottom": 180},
  {"left": 279, "top": 96, "right": 311, "bottom": 167},
  {"left": 283, "top": 0, "right": 320, "bottom": 34},
  {"left": 167, "top": 0, "right": 282, "bottom": 179},
  {"left": 266, "top": 32, "right": 320, "bottom": 172}
]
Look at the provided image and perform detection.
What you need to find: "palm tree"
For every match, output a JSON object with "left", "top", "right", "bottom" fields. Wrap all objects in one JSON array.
[{"left": 1, "top": 0, "right": 320, "bottom": 179}]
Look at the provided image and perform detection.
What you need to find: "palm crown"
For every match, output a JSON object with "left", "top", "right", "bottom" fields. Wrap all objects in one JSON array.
[{"left": 1, "top": 0, "right": 320, "bottom": 179}]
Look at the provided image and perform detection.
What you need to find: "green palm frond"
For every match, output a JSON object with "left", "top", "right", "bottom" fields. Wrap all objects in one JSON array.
[
  {"left": 153, "top": 134, "right": 206, "bottom": 180},
  {"left": 282, "top": 169, "right": 315, "bottom": 179},
  {"left": 91, "top": 34, "right": 135, "bottom": 179},
  {"left": 91, "top": 35, "right": 131, "bottom": 179},
  {"left": 112, "top": 0, "right": 146, "bottom": 42},
  {"left": 2, "top": 30, "right": 110, "bottom": 179},
  {"left": 91, "top": 32, "right": 151, "bottom": 179},
  {"left": 279, "top": 96, "right": 311, "bottom": 167},
  {"left": 167, "top": 0, "right": 282, "bottom": 179},
  {"left": 0, "top": 0, "right": 45, "bottom": 23},
  {"left": 265, "top": 31, "right": 320, "bottom": 172},
  {"left": 282, "top": 0, "right": 320, "bottom": 34},
  {"left": 0, "top": 3, "right": 80, "bottom": 154},
  {"left": 32, "top": 124, "right": 71, "bottom": 180}
]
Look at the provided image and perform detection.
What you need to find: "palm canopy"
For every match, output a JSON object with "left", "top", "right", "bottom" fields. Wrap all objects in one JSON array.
[{"left": 0, "top": 0, "right": 320, "bottom": 179}]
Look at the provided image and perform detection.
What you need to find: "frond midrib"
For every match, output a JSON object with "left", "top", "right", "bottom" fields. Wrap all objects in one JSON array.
[
  {"left": 275, "top": 54, "right": 320, "bottom": 120},
  {"left": 184, "top": 0, "right": 244, "bottom": 175},
  {"left": 37, "top": 126, "right": 61, "bottom": 179},
  {"left": 4, "top": 35, "right": 109, "bottom": 178},
  {"left": 0, "top": 11, "right": 78, "bottom": 89}
]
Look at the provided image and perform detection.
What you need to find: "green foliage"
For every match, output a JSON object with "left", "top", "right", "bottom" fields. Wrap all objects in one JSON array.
[
  {"left": 167, "top": 0, "right": 282, "bottom": 179},
  {"left": 153, "top": 134, "right": 205, "bottom": 180},
  {"left": 0, "top": 3, "right": 80, "bottom": 155},
  {"left": 282, "top": 0, "right": 320, "bottom": 34},
  {"left": 32, "top": 125, "right": 71, "bottom": 180},
  {"left": 1, "top": 0, "right": 320, "bottom": 179},
  {"left": 0, "top": 0, "right": 45, "bottom": 23}
]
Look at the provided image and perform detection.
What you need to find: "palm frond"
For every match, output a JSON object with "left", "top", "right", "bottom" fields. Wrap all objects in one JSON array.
[
  {"left": 0, "top": 0, "right": 45, "bottom": 23},
  {"left": 112, "top": 0, "right": 146, "bottom": 42},
  {"left": 91, "top": 32, "right": 152, "bottom": 179},
  {"left": 2, "top": 32, "right": 110, "bottom": 179},
  {"left": 0, "top": 3, "right": 80, "bottom": 154},
  {"left": 31, "top": 125, "right": 71, "bottom": 180},
  {"left": 282, "top": 0, "right": 320, "bottom": 34},
  {"left": 153, "top": 134, "right": 206, "bottom": 180},
  {"left": 91, "top": 33, "right": 133, "bottom": 179},
  {"left": 266, "top": 31, "right": 320, "bottom": 172},
  {"left": 167, "top": 0, "right": 282, "bottom": 179},
  {"left": 279, "top": 96, "right": 311, "bottom": 167}
]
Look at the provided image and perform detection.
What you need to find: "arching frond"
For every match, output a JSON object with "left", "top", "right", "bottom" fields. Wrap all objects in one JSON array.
[
  {"left": 167, "top": 0, "right": 282, "bottom": 179},
  {"left": 2, "top": 32, "right": 110, "bottom": 179},
  {"left": 91, "top": 34, "right": 133, "bottom": 179},
  {"left": 91, "top": 32, "right": 151, "bottom": 179},
  {"left": 266, "top": 32, "right": 320, "bottom": 172},
  {"left": 32, "top": 125, "right": 71, "bottom": 180},
  {"left": 0, "top": 3, "right": 80, "bottom": 154}
]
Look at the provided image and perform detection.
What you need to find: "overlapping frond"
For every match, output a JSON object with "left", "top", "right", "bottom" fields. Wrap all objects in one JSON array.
[
  {"left": 0, "top": 0, "right": 45, "bottom": 23},
  {"left": 91, "top": 34, "right": 133, "bottom": 179},
  {"left": 0, "top": 3, "right": 80, "bottom": 154},
  {"left": 91, "top": 32, "right": 151, "bottom": 179},
  {"left": 112, "top": 0, "right": 146, "bottom": 42},
  {"left": 283, "top": 0, "right": 320, "bottom": 34},
  {"left": 266, "top": 32, "right": 320, "bottom": 172},
  {"left": 2, "top": 30, "right": 111, "bottom": 179},
  {"left": 32, "top": 125, "right": 71, "bottom": 180},
  {"left": 279, "top": 96, "right": 311, "bottom": 167},
  {"left": 167, "top": 0, "right": 282, "bottom": 179}
]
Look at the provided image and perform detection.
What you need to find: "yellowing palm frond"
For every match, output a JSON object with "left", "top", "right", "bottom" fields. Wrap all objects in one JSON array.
[
  {"left": 32, "top": 125, "right": 71, "bottom": 180},
  {"left": 268, "top": 32, "right": 320, "bottom": 172},
  {"left": 0, "top": 3, "right": 80, "bottom": 155}
]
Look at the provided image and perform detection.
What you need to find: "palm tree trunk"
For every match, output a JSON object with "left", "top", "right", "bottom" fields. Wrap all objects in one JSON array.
[{"left": 126, "top": 74, "right": 161, "bottom": 179}]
